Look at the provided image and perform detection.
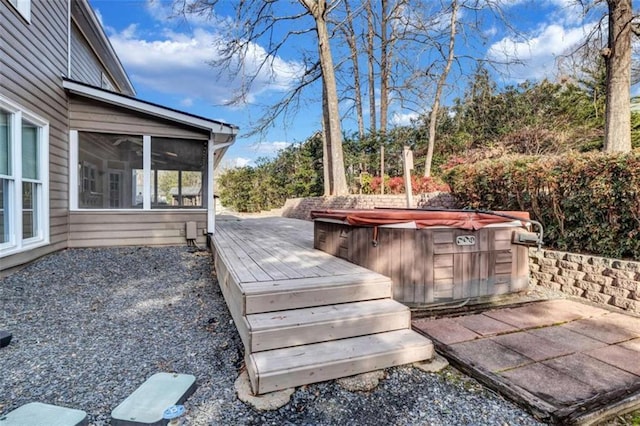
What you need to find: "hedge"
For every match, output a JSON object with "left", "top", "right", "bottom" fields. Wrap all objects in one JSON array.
[{"left": 443, "top": 151, "right": 640, "bottom": 260}]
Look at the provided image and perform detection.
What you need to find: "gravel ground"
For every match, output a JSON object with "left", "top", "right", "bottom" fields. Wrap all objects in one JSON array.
[{"left": 0, "top": 247, "right": 545, "bottom": 425}]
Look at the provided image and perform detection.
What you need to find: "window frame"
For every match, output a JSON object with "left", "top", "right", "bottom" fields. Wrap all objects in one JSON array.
[
  {"left": 7, "top": 0, "right": 31, "bottom": 23},
  {"left": 70, "top": 131, "right": 208, "bottom": 212},
  {"left": 0, "top": 95, "right": 50, "bottom": 258}
]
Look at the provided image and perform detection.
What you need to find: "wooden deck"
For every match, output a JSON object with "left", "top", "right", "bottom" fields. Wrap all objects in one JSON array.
[{"left": 212, "top": 216, "right": 434, "bottom": 394}]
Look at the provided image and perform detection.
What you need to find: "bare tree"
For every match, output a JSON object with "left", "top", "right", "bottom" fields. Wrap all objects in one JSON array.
[
  {"left": 175, "top": 0, "right": 349, "bottom": 194},
  {"left": 340, "top": 0, "right": 366, "bottom": 138},
  {"left": 603, "top": 0, "right": 633, "bottom": 152},
  {"left": 424, "top": 0, "right": 459, "bottom": 177},
  {"left": 365, "top": 0, "right": 377, "bottom": 133}
]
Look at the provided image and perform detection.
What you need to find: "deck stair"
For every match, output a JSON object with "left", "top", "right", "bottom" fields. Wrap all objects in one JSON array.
[{"left": 212, "top": 217, "right": 434, "bottom": 394}]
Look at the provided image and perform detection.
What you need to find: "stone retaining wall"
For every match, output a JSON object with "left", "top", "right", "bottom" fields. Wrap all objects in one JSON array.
[
  {"left": 281, "top": 192, "right": 456, "bottom": 220},
  {"left": 529, "top": 249, "right": 640, "bottom": 314}
]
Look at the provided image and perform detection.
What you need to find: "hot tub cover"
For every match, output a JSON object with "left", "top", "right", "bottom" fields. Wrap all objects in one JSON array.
[{"left": 310, "top": 209, "right": 531, "bottom": 231}]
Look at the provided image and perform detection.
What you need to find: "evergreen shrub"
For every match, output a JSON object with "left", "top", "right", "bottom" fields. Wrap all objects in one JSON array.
[{"left": 443, "top": 151, "right": 640, "bottom": 259}]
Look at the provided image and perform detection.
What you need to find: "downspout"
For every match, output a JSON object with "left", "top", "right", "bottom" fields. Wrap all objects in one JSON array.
[{"left": 206, "top": 135, "right": 215, "bottom": 235}]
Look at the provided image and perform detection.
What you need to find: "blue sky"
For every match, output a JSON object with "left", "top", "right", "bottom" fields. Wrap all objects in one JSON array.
[{"left": 89, "top": 0, "right": 614, "bottom": 168}]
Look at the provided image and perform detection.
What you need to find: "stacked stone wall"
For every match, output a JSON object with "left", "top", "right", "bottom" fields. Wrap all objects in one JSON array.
[
  {"left": 530, "top": 249, "right": 639, "bottom": 314},
  {"left": 281, "top": 193, "right": 456, "bottom": 221}
]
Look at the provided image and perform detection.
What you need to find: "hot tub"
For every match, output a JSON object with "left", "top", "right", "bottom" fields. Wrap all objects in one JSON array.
[{"left": 311, "top": 208, "right": 537, "bottom": 307}]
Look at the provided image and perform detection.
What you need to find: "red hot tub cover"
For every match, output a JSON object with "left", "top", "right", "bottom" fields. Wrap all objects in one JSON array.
[{"left": 310, "top": 209, "right": 531, "bottom": 231}]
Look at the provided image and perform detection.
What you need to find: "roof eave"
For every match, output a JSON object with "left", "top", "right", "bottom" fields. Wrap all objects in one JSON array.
[{"left": 63, "top": 79, "right": 238, "bottom": 137}]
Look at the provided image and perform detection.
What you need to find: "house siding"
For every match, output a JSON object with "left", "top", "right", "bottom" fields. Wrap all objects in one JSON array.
[
  {"left": 68, "top": 96, "right": 211, "bottom": 139},
  {"left": 1, "top": 0, "right": 70, "bottom": 270},
  {"left": 68, "top": 211, "right": 208, "bottom": 247},
  {"left": 70, "top": 21, "right": 116, "bottom": 90}
]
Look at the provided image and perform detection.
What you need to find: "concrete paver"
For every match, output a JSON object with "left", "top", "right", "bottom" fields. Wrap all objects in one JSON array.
[
  {"left": 483, "top": 299, "right": 593, "bottom": 329},
  {"left": 620, "top": 338, "right": 640, "bottom": 352},
  {"left": 499, "top": 363, "right": 598, "bottom": 405},
  {"left": 564, "top": 317, "right": 639, "bottom": 344},
  {"left": 455, "top": 314, "right": 517, "bottom": 336},
  {"left": 449, "top": 338, "right": 534, "bottom": 372},
  {"left": 491, "top": 331, "right": 573, "bottom": 362},
  {"left": 599, "top": 312, "right": 640, "bottom": 335},
  {"left": 412, "top": 299, "right": 640, "bottom": 423},
  {"left": 543, "top": 353, "right": 639, "bottom": 393},
  {"left": 528, "top": 326, "right": 608, "bottom": 353},
  {"left": 587, "top": 345, "right": 640, "bottom": 376},
  {"left": 412, "top": 318, "right": 479, "bottom": 345}
]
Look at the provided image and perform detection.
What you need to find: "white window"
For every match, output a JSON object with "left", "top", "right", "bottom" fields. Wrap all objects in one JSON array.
[
  {"left": 8, "top": 0, "right": 31, "bottom": 22},
  {"left": 0, "top": 95, "right": 49, "bottom": 257}
]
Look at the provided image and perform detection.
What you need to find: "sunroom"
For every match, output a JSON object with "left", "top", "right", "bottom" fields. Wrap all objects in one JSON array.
[{"left": 63, "top": 79, "right": 237, "bottom": 248}]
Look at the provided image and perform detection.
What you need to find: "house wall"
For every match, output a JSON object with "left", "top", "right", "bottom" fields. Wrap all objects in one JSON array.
[
  {"left": 68, "top": 96, "right": 211, "bottom": 247},
  {"left": 68, "top": 96, "right": 211, "bottom": 139},
  {"left": 70, "top": 21, "right": 115, "bottom": 90},
  {"left": 68, "top": 211, "right": 207, "bottom": 247},
  {"left": 1, "top": 0, "right": 70, "bottom": 271}
]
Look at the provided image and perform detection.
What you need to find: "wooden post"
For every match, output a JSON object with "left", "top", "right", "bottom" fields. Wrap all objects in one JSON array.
[
  {"left": 380, "top": 144, "right": 385, "bottom": 194},
  {"left": 402, "top": 145, "right": 414, "bottom": 208}
]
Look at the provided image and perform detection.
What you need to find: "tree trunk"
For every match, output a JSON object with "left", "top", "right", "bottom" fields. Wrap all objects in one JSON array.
[
  {"left": 302, "top": 0, "right": 348, "bottom": 195},
  {"left": 365, "top": 0, "right": 377, "bottom": 133},
  {"left": 344, "top": 0, "right": 365, "bottom": 139},
  {"left": 424, "top": 0, "right": 458, "bottom": 177},
  {"left": 321, "top": 82, "right": 332, "bottom": 195},
  {"left": 603, "top": 0, "right": 632, "bottom": 153},
  {"left": 380, "top": 0, "right": 389, "bottom": 133}
]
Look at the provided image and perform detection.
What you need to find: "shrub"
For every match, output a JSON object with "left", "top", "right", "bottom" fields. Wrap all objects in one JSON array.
[
  {"left": 359, "top": 175, "right": 450, "bottom": 195},
  {"left": 443, "top": 151, "right": 640, "bottom": 260}
]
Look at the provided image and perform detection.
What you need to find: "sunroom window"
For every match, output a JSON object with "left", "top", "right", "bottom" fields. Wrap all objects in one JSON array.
[
  {"left": 151, "top": 137, "right": 204, "bottom": 208},
  {"left": 77, "top": 132, "right": 143, "bottom": 209},
  {"left": 74, "top": 132, "right": 207, "bottom": 210},
  {"left": 0, "top": 95, "right": 49, "bottom": 257}
]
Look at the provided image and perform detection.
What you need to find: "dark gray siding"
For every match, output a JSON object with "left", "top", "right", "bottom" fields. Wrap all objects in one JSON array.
[
  {"left": 0, "top": 0, "right": 70, "bottom": 271},
  {"left": 70, "top": 21, "right": 116, "bottom": 90}
]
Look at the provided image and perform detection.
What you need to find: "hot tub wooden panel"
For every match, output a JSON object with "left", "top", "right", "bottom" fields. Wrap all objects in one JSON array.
[{"left": 314, "top": 221, "right": 529, "bottom": 307}]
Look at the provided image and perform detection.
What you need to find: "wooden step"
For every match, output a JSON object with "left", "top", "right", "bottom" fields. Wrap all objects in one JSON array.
[
  {"left": 245, "top": 329, "right": 434, "bottom": 394},
  {"left": 242, "top": 272, "right": 392, "bottom": 314},
  {"left": 246, "top": 299, "right": 411, "bottom": 352}
]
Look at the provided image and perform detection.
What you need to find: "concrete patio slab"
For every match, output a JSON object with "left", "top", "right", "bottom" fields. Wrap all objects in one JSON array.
[
  {"left": 620, "top": 338, "right": 640, "bottom": 352},
  {"left": 491, "top": 331, "right": 573, "bottom": 362},
  {"left": 455, "top": 314, "right": 518, "bottom": 337},
  {"left": 449, "top": 338, "right": 534, "bottom": 372},
  {"left": 600, "top": 312, "right": 640, "bottom": 335},
  {"left": 483, "top": 299, "right": 603, "bottom": 330},
  {"left": 542, "top": 353, "right": 639, "bottom": 393},
  {"left": 413, "top": 299, "right": 640, "bottom": 424},
  {"left": 412, "top": 318, "right": 479, "bottom": 345},
  {"left": 499, "top": 363, "right": 598, "bottom": 405},
  {"left": 587, "top": 345, "right": 640, "bottom": 376},
  {"left": 564, "top": 317, "right": 639, "bottom": 344},
  {"left": 528, "top": 326, "right": 608, "bottom": 353}
]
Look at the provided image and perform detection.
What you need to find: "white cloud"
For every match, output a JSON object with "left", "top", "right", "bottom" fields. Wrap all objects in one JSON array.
[
  {"left": 487, "top": 23, "right": 593, "bottom": 82},
  {"left": 391, "top": 111, "right": 420, "bottom": 126},
  {"left": 180, "top": 97, "right": 194, "bottom": 107},
  {"left": 249, "top": 141, "right": 291, "bottom": 154},
  {"left": 107, "top": 20, "right": 304, "bottom": 108},
  {"left": 220, "top": 156, "right": 252, "bottom": 169}
]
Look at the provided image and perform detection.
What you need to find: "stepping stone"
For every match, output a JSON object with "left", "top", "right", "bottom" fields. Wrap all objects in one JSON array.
[
  {"left": 111, "top": 373, "right": 196, "bottom": 426},
  {"left": 0, "top": 402, "right": 87, "bottom": 426},
  {"left": 0, "top": 331, "right": 11, "bottom": 348}
]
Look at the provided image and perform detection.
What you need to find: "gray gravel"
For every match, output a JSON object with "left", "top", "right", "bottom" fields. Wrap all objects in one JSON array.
[{"left": 0, "top": 247, "right": 545, "bottom": 425}]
